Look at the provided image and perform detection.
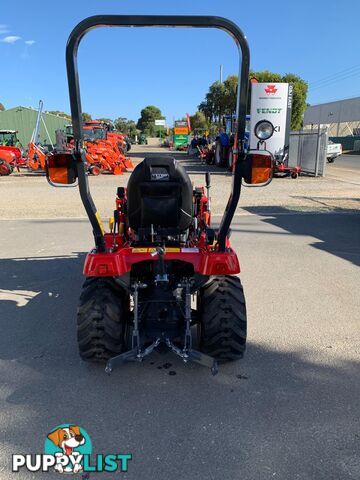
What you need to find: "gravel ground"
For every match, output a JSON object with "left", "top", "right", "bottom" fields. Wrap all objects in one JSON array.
[
  {"left": 0, "top": 146, "right": 359, "bottom": 479},
  {"left": 1, "top": 146, "right": 359, "bottom": 221}
]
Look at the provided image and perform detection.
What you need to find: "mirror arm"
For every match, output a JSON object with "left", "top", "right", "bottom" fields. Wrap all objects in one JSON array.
[{"left": 75, "top": 154, "right": 106, "bottom": 252}]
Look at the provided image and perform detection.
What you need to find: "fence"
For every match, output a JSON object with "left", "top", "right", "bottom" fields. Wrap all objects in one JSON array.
[
  {"left": 288, "top": 128, "right": 328, "bottom": 176},
  {"left": 329, "top": 135, "right": 360, "bottom": 152}
]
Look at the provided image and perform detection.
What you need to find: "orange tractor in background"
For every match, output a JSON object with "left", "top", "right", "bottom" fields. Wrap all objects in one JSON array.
[
  {"left": 84, "top": 120, "right": 133, "bottom": 170},
  {"left": 65, "top": 122, "right": 133, "bottom": 175}
]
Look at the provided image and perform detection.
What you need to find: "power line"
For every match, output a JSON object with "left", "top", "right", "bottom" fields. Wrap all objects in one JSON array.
[
  {"left": 309, "top": 63, "right": 360, "bottom": 86},
  {"left": 308, "top": 92, "right": 360, "bottom": 104},
  {"left": 308, "top": 68, "right": 360, "bottom": 91}
]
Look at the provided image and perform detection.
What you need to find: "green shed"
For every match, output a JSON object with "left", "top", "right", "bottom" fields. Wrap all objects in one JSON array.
[{"left": 0, "top": 106, "right": 70, "bottom": 147}]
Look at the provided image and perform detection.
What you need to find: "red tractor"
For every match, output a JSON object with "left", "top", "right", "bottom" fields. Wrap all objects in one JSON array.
[
  {"left": 45, "top": 15, "right": 273, "bottom": 375},
  {"left": 0, "top": 130, "right": 26, "bottom": 175}
]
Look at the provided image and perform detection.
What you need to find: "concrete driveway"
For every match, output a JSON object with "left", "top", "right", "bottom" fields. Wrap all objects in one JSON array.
[{"left": 0, "top": 210, "right": 359, "bottom": 479}]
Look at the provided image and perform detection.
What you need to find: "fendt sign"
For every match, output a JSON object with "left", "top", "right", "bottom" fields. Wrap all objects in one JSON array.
[{"left": 250, "top": 83, "right": 293, "bottom": 158}]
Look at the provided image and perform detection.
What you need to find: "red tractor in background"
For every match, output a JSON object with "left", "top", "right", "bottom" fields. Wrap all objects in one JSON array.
[{"left": 0, "top": 130, "right": 27, "bottom": 175}]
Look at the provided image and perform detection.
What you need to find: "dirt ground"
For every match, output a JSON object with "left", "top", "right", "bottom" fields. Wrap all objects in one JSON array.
[{"left": 0, "top": 146, "right": 359, "bottom": 222}]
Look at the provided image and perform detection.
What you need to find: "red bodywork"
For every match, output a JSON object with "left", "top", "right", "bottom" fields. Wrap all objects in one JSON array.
[
  {"left": 84, "top": 237, "right": 239, "bottom": 277},
  {"left": 83, "top": 186, "right": 240, "bottom": 277},
  {"left": 0, "top": 146, "right": 27, "bottom": 169}
]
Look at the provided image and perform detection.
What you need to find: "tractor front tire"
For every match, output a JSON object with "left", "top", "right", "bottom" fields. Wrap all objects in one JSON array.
[
  {"left": 0, "top": 160, "right": 12, "bottom": 176},
  {"left": 199, "top": 276, "right": 247, "bottom": 362},
  {"left": 77, "top": 277, "right": 129, "bottom": 362},
  {"left": 214, "top": 141, "right": 225, "bottom": 167},
  {"left": 227, "top": 148, "right": 234, "bottom": 171}
]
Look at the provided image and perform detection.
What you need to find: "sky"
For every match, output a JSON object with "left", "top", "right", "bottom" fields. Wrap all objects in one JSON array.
[{"left": 1, "top": 0, "right": 360, "bottom": 125}]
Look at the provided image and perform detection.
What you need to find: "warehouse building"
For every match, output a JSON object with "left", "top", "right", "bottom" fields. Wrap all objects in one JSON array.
[
  {"left": 0, "top": 106, "right": 69, "bottom": 147},
  {"left": 304, "top": 97, "right": 360, "bottom": 150}
]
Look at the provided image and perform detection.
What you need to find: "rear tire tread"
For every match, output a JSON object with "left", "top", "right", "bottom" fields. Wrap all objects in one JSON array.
[
  {"left": 77, "top": 277, "right": 128, "bottom": 362},
  {"left": 199, "top": 275, "right": 247, "bottom": 362}
]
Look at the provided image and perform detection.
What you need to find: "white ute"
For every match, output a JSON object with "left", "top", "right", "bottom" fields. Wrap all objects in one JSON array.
[{"left": 327, "top": 140, "right": 342, "bottom": 163}]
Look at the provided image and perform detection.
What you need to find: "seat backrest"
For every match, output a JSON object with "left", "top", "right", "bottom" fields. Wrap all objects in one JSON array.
[{"left": 127, "top": 156, "right": 193, "bottom": 232}]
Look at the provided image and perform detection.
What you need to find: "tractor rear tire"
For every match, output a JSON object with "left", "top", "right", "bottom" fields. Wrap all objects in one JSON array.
[
  {"left": 89, "top": 165, "right": 101, "bottom": 176},
  {"left": 199, "top": 275, "right": 247, "bottom": 362},
  {"left": 77, "top": 277, "right": 129, "bottom": 362},
  {"left": 0, "top": 160, "right": 12, "bottom": 176},
  {"left": 227, "top": 148, "right": 234, "bottom": 171},
  {"left": 214, "top": 141, "right": 225, "bottom": 167}
]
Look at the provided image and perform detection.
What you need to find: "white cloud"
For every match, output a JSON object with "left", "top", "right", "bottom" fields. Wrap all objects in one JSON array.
[
  {"left": 1, "top": 35, "right": 22, "bottom": 44},
  {"left": 25, "top": 40, "right": 35, "bottom": 45},
  {"left": 0, "top": 24, "right": 10, "bottom": 34}
]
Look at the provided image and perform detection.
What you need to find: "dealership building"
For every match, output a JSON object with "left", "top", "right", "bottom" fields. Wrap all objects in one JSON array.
[{"left": 304, "top": 96, "right": 360, "bottom": 150}]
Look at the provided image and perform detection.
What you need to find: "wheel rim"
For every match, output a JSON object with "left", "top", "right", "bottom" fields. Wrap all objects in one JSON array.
[
  {"left": 90, "top": 166, "right": 101, "bottom": 175},
  {"left": 228, "top": 150, "right": 233, "bottom": 169},
  {"left": 215, "top": 143, "right": 221, "bottom": 166}
]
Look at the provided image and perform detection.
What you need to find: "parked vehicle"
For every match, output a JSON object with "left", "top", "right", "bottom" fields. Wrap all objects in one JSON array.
[
  {"left": 138, "top": 133, "right": 148, "bottom": 145},
  {"left": 327, "top": 140, "right": 342, "bottom": 163},
  {"left": 0, "top": 130, "right": 26, "bottom": 175}
]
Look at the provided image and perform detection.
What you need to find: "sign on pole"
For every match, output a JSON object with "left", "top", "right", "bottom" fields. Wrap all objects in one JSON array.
[
  {"left": 250, "top": 83, "right": 293, "bottom": 157},
  {"left": 155, "top": 119, "right": 166, "bottom": 126}
]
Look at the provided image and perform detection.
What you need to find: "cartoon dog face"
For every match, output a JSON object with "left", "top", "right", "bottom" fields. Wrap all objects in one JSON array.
[{"left": 47, "top": 426, "right": 85, "bottom": 455}]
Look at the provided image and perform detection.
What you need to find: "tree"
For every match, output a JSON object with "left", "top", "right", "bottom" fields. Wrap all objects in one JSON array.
[
  {"left": 82, "top": 112, "right": 92, "bottom": 122},
  {"left": 0, "top": 103, "right": 5, "bottom": 111},
  {"left": 125, "top": 120, "right": 138, "bottom": 138},
  {"left": 282, "top": 73, "right": 308, "bottom": 130},
  {"left": 46, "top": 110, "right": 71, "bottom": 120},
  {"left": 223, "top": 75, "right": 238, "bottom": 115},
  {"left": 114, "top": 117, "right": 128, "bottom": 132},
  {"left": 137, "top": 105, "right": 164, "bottom": 136},
  {"left": 198, "top": 82, "right": 225, "bottom": 123},
  {"left": 198, "top": 79, "right": 237, "bottom": 123},
  {"left": 97, "top": 117, "right": 113, "bottom": 125},
  {"left": 114, "top": 117, "right": 138, "bottom": 138},
  {"left": 189, "top": 111, "right": 208, "bottom": 131},
  {"left": 198, "top": 100, "right": 213, "bottom": 123},
  {"left": 199, "top": 71, "right": 308, "bottom": 131},
  {"left": 249, "top": 70, "right": 307, "bottom": 129}
]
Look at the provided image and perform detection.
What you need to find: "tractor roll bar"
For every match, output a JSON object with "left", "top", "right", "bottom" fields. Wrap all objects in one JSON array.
[{"left": 66, "top": 15, "right": 250, "bottom": 252}]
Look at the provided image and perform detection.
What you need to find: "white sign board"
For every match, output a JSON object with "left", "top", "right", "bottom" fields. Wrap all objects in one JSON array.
[
  {"left": 155, "top": 119, "right": 166, "bottom": 126},
  {"left": 250, "top": 83, "right": 292, "bottom": 157}
]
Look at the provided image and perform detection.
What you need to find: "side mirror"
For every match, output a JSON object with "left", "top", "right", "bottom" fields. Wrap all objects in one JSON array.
[
  {"left": 242, "top": 150, "right": 273, "bottom": 186},
  {"left": 45, "top": 152, "right": 77, "bottom": 187}
]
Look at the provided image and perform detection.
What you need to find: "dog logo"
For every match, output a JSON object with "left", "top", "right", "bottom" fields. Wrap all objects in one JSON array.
[{"left": 45, "top": 424, "right": 91, "bottom": 474}]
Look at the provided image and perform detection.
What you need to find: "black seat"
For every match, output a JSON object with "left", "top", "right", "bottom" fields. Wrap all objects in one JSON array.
[{"left": 127, "top": 156, "right": 193, "bottom": 233}]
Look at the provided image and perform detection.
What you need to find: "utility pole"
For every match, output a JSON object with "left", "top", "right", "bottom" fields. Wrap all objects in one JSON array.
[{"left": 219, "top": 64, "right": 223, "bottom": 83}]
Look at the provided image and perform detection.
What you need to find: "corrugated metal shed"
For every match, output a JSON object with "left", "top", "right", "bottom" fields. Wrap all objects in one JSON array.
[
  {"left": 304, "top": 97, "right": 360, "bottom": 125},
  {"left": 0, "top": 106, "right": 70, "bottom": 146}
]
